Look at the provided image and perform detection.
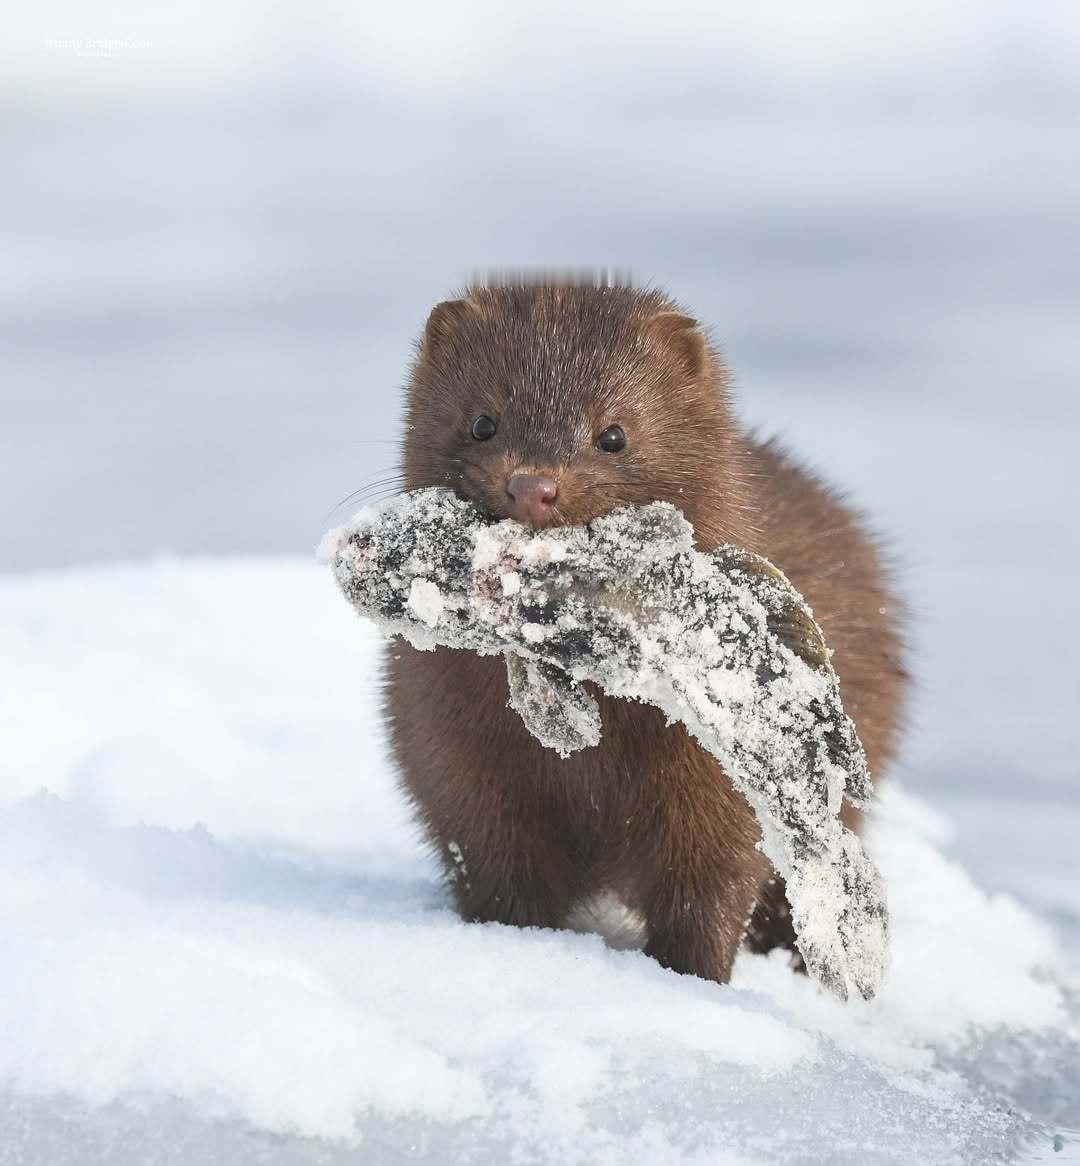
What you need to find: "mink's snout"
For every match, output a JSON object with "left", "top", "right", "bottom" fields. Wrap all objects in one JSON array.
[{"left": 505, "top": 472, "right": 559, "bottom": 527}]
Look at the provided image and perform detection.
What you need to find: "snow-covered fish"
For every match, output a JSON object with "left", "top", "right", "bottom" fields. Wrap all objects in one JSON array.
[{"left": 323, "top": 487, "right": 889, "bottom": 1001}]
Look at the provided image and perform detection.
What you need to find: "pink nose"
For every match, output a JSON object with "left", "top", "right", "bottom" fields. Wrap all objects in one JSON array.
[{"left": 506, "top": 473, "right": 559, "bottom": 526}]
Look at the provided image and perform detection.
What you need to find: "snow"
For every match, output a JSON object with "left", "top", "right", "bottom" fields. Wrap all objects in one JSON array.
[
  {"left": 328, "top": 490, "right": 886, "bottom": 1001},
  {"left": 406, "top": 577, "right": 445, "bottom": 627},
  {"left": 1, "top": 558, "right": 1077, "bottom": 1163}
]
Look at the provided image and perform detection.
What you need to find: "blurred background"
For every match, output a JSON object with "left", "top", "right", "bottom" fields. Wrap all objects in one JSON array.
[{"left": 2, "top": 3, "right": 1079, "bottom": 942}]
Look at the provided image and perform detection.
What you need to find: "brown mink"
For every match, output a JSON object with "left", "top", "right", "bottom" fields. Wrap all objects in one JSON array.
[{"left": 384, "top": 277, "right": 906, "bottom": 983}]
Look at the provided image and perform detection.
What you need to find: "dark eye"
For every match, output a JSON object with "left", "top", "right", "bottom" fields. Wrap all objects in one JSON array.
[
  {"left": 471, "top": 414, "right": 497, "bottom": 441},
  {"left": 596, "top": 424, "right": 626, "bottom": 453}
]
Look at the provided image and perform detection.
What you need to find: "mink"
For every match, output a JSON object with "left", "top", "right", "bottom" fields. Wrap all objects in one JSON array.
[{"left": 383, "top": 277, "right": 906, "bottom": 983}]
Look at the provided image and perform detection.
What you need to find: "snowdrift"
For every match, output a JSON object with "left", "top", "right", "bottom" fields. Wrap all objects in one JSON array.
[{"left": 0, "top": 559, "right": 1076, "bottom": 1164}]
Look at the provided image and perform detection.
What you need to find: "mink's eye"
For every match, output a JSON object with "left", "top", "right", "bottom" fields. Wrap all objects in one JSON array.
[
  {"left": 471, "top": 414, "right": 497, "bottom": 441},
  {"left": 596, "top": 424, "right": 627, "bottom": 453}
]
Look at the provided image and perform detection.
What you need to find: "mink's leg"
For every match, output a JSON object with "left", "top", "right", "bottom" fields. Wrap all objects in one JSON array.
[
  {"left": 744, "top": 875, "right": 806, "bottom": 973},
  {"left": 441, "top": 836, "right": 581, "bottom": 929},
  {"left": 640, "top": 862, "right": 764, "bottom": 983},
  {"left": 388, "top": 647, "right": 587, "bottom": 931},
  {"left": 626, "top": 746, "right": 770, "bottom": 984},
  {"left": 419, "top": 771, "right": 587, "bottom": 930}
]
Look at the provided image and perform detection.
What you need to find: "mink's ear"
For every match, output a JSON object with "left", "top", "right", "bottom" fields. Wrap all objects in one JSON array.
[
  {"left": 645, "top": 312, "right": 707, "bottom": 380},
  {"left": 422, "top": 298, "right": 480, "bottom": 360}
]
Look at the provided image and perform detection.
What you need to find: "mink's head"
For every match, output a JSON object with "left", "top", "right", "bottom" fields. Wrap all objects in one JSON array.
[{"left": 401, "top": 278, "right": 753, "bottom": 549}]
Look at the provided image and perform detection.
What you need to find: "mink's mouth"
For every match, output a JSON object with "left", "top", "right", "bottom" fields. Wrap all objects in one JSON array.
[
  {"left": 452, "top": 475, "right": 627, "bottom": 530},
  {"left": 474, "top": 501, "right": 572, "bottom": 530}
]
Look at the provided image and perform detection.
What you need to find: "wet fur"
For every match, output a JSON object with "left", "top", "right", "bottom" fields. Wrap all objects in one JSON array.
[{"left": 384, "top": 279, "right": 906, "bottom": 982}]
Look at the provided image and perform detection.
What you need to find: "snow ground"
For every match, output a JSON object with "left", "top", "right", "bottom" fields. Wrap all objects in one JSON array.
[{"left": 0, "top": 558, "right": 1077, "bottom": 1164}]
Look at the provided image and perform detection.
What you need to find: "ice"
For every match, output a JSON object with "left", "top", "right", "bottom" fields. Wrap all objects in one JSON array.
[
  {"left": 327, "top": 489, "right": 885, "bottom": 1001},
  {"left": 0, "top": 557, "right": 1077, "bottom": 1163}
]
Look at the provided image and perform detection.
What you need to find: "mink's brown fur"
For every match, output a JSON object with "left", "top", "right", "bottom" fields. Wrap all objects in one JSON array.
[{"left": 384, "top": 279, "right": 906, "bottom": 983}]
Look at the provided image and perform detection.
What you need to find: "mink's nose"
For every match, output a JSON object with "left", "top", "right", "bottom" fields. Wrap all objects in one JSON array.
[{"left": 505, "top": 473, "right": 559, "bottom": 526}]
